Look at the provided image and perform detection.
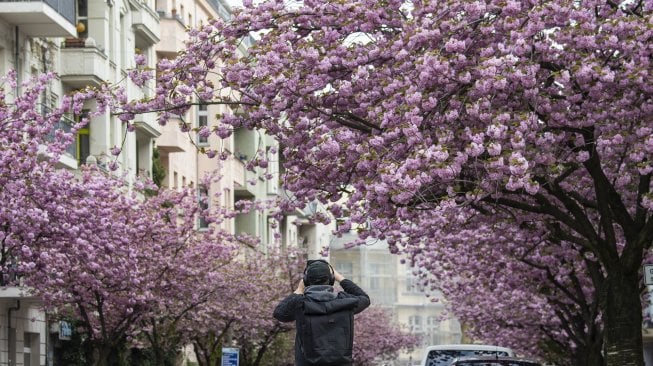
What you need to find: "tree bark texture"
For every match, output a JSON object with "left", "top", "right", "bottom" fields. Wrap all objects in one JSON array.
[{"left": 603, "top": 268, "right": 644, "bottom": 366}]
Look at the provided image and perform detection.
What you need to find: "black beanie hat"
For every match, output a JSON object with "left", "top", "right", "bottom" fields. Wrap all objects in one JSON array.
[{"left": 305, "top": 260, "right": 333, "bottom": 286}]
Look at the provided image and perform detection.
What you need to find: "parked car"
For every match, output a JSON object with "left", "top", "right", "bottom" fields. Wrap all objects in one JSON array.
[
  {"left": 420, "top": 344, "right": 514, "bottom": 366},
  {"left": 450, "top": 355, "right": 542, "bottom": 366}
]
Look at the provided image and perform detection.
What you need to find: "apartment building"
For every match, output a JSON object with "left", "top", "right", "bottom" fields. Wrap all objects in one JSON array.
[
  {"left": 154, "top": 0, "right": 262, "bottom": 239},
  {"left": 330, "top": 232, "right": 462, "bottom": 366},
  {"left": 152, "top": 0, "right": 203, "bottom": 192},
  {"left": 0, "top": 0, "right": 160, "bottom": 363},
  {"left": 0, "top": 0, "right": 330, "bottom": 362},
  {"left": 154, "top": 0, "right": 331, "bottom": 259}
]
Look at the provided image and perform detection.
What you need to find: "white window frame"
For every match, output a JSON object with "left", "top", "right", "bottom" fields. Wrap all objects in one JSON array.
[{"left": 197, "top": 103, "right": 209, "bottom": 145}]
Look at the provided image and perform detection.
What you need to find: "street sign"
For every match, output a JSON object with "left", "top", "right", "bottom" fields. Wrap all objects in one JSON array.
[
  {"left": 645, "top": 264, "right": 653, "bottom": 285},
  {"left": 59, "top": 321, "right": 72, "bottom": 340},
  {"left": 222, "top": 347, "right": 239, "bottom": 366}
]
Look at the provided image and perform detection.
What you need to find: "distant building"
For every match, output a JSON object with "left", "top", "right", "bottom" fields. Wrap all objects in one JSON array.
[{"left": 330, "top": 232, "right": 461, "bottom": 366}]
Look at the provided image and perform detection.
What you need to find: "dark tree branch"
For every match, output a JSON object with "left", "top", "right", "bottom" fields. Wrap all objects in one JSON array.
[
  {"left": 581, "top": 128, "right": 635, "bottom": 241},
  {"left": 635, "top": 173, "right": 651, "bottom": 227},
  {"left": 534, "top": 183, "right": 601, "bottom": 249}
]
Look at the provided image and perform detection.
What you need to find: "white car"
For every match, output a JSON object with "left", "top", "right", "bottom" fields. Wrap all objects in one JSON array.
[
  {"left": 451, "top": 356, "right": 542, "bottom": 366},
  {"left": 420, "top": 344, "right": 515, "bottom": 366}
]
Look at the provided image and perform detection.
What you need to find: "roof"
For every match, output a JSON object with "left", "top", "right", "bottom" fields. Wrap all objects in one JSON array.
[
  {"left": 424, "top": 344, "right": 513, "bottom": 352},
  {"left": 451, "top": 355, "right": 542, "bottom": 366}
]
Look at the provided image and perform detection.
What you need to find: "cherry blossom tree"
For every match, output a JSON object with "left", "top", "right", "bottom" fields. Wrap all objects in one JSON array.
[
  {"left": 0, "top": 69, "right": 300, "bottom": 366},
  {"left": 0, "top": 70, "right": 162, "bottom": 365},
  {"left": 129, "top": 190, "right": 239, "bottom": 366},
  {"left": 352, "top": 306, "right": 420, "bottom": 366},
  {"left": 0, "top": 70, "right": 89, "bottom": 286},
  {"left": 19, "top": 169, "right": 236, "bottom": 366},
  {"left": 233, "top": 252, "right": 303, "bottom": 366},
  {"left": 112, "top": 1, "right": 653, "bottom": 364},
  {"left": 407, "top": 211, "right": 604, "bottom": 365},
  {"left": 185, "top": 247, "right": 304, "bottom": 366}
]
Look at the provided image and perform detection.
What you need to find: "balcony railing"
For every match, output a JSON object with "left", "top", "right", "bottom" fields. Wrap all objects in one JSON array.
[
  {"left": 0, "top": 0, "right": 75, "bottom": 22},
  {"left": 52, "top": 115, "right": 78, "bottom": 158},
  {"left": 206, "top": 0, "right": 231, "bottom": 21},
  {"left": 0, "top": 0, "right": 76, "bottom": 36},
  {"left": 0, "top": 270, "right": 21, "bottom": 287},
  {"left": 40, "top": 0, "right": 75, "bottom": 23},
  {"left": 44, "top": 107, "right": 78, "bottom": 158}
]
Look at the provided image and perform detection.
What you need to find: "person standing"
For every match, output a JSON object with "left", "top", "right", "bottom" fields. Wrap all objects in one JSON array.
[{"left": 273, "top": 259, "right": 371, "bottom": 366}]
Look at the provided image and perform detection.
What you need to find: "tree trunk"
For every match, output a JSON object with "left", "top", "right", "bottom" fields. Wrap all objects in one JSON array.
[
  {"left": 91, "top": 346, "right": 112, "bottom": 366},
  {"left": 603, "top": 267, "right": 643, "bottom": 366},
  {"left": 153, "top": 345, "right": 166, "bottom": 366},
  {"left": 575, "top": 336, "right": 605, "bottom": 366}
]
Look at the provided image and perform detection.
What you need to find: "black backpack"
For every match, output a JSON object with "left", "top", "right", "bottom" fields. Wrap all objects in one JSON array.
[{"left": 301, "top": 297, "right": 359, "bottom": 366}]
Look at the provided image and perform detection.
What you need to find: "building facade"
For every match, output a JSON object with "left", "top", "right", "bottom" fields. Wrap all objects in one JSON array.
[
  {"left": 0, "top": 0, "right": 160, "bottom": 363},
  {"left": 153, "top": 0, "right": 331, "bottom": 258}
]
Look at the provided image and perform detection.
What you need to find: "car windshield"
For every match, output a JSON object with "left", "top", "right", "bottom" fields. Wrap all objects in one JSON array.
[{"left": 425, "top": 350, "right": 511, "bottom": 366}]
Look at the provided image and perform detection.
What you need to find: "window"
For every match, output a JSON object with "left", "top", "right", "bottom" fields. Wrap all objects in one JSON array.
[
  {"left": 136, "top": 139, "right": 141, "bottom": 174},
  {"left": 335, "top": 218, "right": 348, "bottom": 231},
  {"left": 76, "top": 110, "right": 90, "bottom": 165},
  {"left": 77, "top": 0, "right": 88, "bottom": 38},
  {"left": 46, "top": 97, "right": 80, "bottom": 159},
  {"left": 223, "top": 188, "right": 232, "bottom": 209},
  {"left": 426, "top": 316, "right": 441, "bottom": 344},
  {"left": 405, "top": 270, "right": 426, "bottom": 294},
  {"left": 268, "top": 217, "right": 278, "bottom": 247},
  {"left": 120, "top": 14, "right": 128, "bottom": 65},
  {"left": 370, "top": 277, "right": 380, "bottom": 290},
  {"left": 335, "top": 262, "right": 353, "bottom": 279},
  {"left": 409, "top": 315, "right": 423, "bottom": 333},
  {"left": 108, "top": 2, "right": 114, "bottom": 59},
  {"left": 266, "top": 146, "right": 279, "bottom": 194},
  {"left": 197, "top": 103, "right": 208, "bottom": 145},
  {"left": 198, "top": 185, "right": 209, "bottom": 229},
  {"left": 427, "top": 316, "right": 440, "bottom": 330},
  {"left": 23, "top": 332, "right": 39, "bottom": 366}
]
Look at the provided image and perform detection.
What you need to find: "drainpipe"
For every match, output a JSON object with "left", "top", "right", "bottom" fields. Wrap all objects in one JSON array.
[{"left": 8, "top": 300, "right": 20, "bottom": 366}]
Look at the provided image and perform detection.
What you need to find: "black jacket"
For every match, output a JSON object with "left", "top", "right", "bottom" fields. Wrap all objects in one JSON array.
[{"left": 273, "top": 279, "right": 371, "bottom": 366}]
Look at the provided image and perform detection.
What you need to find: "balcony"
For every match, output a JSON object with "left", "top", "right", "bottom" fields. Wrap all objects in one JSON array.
[
  {"left": 37, "top": 108, "right": 79, "bottom": 169},
  {"left": 133, "top": 115, "right": 160, "bottom": 139},
  {"left": 0, "top": 287, "right": 38, "bottom": 299},
  {"left": 0, "top": 268, "right": 37, "bottom": 299},
  {"left": 155, "top": 16, "right": 186, "bottom": 58},
  {"left": 233, "top": 157, "right": 257, "bottom": 199},
  {"left": 59, "top": 44, "right": 109, "bottom": 88},
  {"left": 0, "top": 0, "right": 76, "bottom": 37},
  {"left": 132, "top": 2, "right": 159, "bottom": 47},
  {"left": 156, "top": 121, "right": 189, "bottom": 153}
]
